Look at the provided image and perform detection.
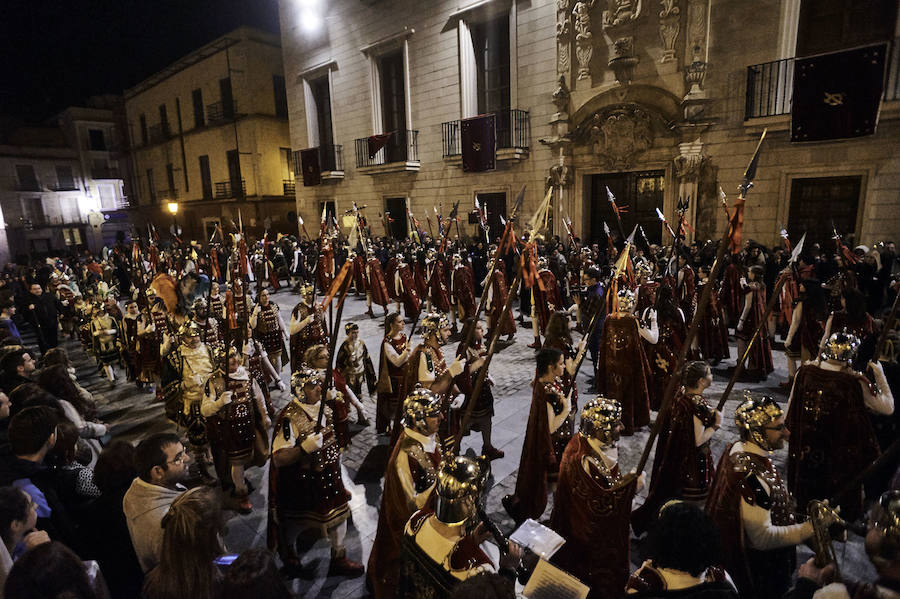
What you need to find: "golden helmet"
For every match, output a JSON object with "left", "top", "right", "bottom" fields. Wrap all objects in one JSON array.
[
  {"left": 734, "top": 392, "right": 783, "bottom": 451},
  {"left": 290, "top": 364, "right": 323, "bottom": 401},
  {"left": 617, "top": 288, "right": 637, "bottom": 313},
  {"left": 580, "top": 396, "right": 623, "bottom": 446},
  {"left": 300, "top": 283, "right": 314, "bottom": 300},
  {"left": 821, "top": 330, "right": 860, "bottom": 364},
  {"left": 401, "top": 384, "right": 442, "bottom": 432},
  {"left": 177, "top": 320, "right": 202, "bottom": 340},
  {"left": 434, "top": 453, "right": 489, "bottom": 528},
  {"left": 869, "top": 490, "right": 900, "bottom": 568},
  {"left": 420, "top": 312, "right": 450, "bottom": 340}
]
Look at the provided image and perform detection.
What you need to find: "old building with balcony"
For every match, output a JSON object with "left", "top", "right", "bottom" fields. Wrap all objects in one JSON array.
[
  {"left": 123, "top": 26, "right": 295, "bottom": 242},
  {"left": 278, "top": 0, "right": 899, "bottom": 248}
]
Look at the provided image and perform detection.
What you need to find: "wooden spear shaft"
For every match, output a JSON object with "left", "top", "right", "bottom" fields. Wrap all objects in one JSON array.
[
  {"left": 634, "top": 215, "right": 735, "bottom": 475},
  {"left": 714, "top": 272, "right": 791, "bottom": 412}
]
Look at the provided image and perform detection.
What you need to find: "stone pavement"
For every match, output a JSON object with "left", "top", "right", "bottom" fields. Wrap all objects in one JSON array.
[{"left": 59, "top": 285, "right": 878, "bottom": 598}]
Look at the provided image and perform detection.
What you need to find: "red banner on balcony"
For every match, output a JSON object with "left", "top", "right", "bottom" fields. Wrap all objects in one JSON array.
[
  {"left": 461, "top": 114, "right": 496, "bottom": 172},
  {"left": 300, "top": 148, "right": 321, "bottom": 187},
  {"left": 791, "top": 43, "right": 887, "bottom": 142},
  {"left": 367, "top": 132, "right": 393, "bottom": 159}
]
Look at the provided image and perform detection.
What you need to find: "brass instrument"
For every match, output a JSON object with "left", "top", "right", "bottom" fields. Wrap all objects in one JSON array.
[{"left": 807, "top": 499, "right": 846, "bottom": 579}]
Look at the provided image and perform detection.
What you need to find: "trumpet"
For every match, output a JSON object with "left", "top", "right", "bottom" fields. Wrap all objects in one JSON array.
[{"left": 807, "top": 499, "right": 846, "bottom": 579}]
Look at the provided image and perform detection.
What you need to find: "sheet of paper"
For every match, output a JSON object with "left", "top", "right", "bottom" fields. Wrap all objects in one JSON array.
[
  {"left": 522, "top": 558, "right": 589, "bottom": 599},
  {"left": 509, "top": 518, "right": 566, "bottom": 559}
]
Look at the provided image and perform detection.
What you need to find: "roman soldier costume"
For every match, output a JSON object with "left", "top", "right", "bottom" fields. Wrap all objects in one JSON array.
[
  {"left": 503, "top": 371, "right": 571, "bottom": 523},
  {"left": 595, "top": 289, "right": 654, "bottom": 435},
  {"left": 786, "top": 332, "right": 893, "bottom": 521},
  {"left": 706, "top": 395, "right": 820, "bottom": 599},
  {"left": 737, "top": 277, "right": 774, "bottom": 378},
  {"left": 376, "top": 327, "right": 409, "bottom": 434},
  {"left": 394, "top": 255, "right": 421, "bottom": 320},
  {"left": 632, "top": 387, "right": 719, "bottom": 535},
  {"left": 696, "top": 275, "right": 730, "bottom": 362},
  {"left": 485, "top": 259, "right": 516, "bottom": 338},
  {"left": 550, "top": 397, "right": 639, "bottom": 599},
  {"left": 424, "top": 249, "right": 451, "bottom": 314},
  {"left": 365, "top": 249, "right": 390, "bottom": 317},
  {"left": 90, "top": 302, "right": 123, "bottom": 384},
  {"left": 289, "top": 284, "right": 327, "bottom": 372},
  {"left": 251, "top": 295, "right": 287, "bottom": 371},
  {"left": 269, "top": 367, "right": 363, "bottom": 577},
  {"left": 192, "top": 297, "right": 223, "bottom": 356},
  {"left": 336, "top": 323, "right": 376, "bottom": 400},
  {"left": 450, "top": 254, "right": 476, "bottom": 322},
  {"left": 532, "top": 257, "right": 563, "bottom": 336},
  {"left": 718, "top": 259, "right": 744, "bottom": 328},
  {"left": 368, "top": 387, "right": 442, "bottom": 598},
  {"left": 396, "top": 454, "right": 505, "bottom": 599}
]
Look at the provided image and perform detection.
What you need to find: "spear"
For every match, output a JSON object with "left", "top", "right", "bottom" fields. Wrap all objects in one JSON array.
[
  {"left": 606, "top": 186, "right": 627, "bottom": 240},
  {"left": 315, "top": 273, "right": 353, "bottom": 432},
  {"left": 873, "top": 285, "right": 900, "bottom": 363},
  {"left": 714, "top": 234, "right": 806, "bottom": 411},
  {"left": 634, "top": 130, "right": 768, "bottom": 476}
]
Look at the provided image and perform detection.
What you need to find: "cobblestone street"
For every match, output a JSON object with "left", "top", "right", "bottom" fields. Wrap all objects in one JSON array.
[{"left": 71, "top": 286, "right": 878, "bottom": 597}]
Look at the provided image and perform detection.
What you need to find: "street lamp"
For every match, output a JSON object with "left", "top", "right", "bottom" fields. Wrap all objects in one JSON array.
[{"left": 167, "top": 202, "right": 180, "bottom": 240}]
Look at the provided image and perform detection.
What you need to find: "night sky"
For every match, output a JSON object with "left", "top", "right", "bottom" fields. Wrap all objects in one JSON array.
[{"left": 1, "top": 0, "right": 281, "bottom": 124}]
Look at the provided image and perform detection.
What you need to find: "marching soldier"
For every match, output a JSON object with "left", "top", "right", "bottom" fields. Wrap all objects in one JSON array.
[
  {"left": 269, "top": 367, "right": 364, "bottom": 578},
  {"left": 250, "top": 289, "right": 288, "bottom": 373},
  {"left": 90, "top": 300, "right": 123, "bottom": 385},
  {"left": 191, "top": 297, "right": 223, "bottom": 356},
  {"left": 289, "top": 283, "right": 327, "bottom": 373},
  {"left": 336, "top": 322, "right": 376, "bottom": 409}
]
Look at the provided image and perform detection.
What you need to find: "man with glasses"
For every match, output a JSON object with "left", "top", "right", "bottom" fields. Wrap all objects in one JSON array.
[
  {"left": 706, "top": 394, "right": 839, "bottom": 599},
  {"left": 123, "top": 432, "right": 190, "bottom": 573}
]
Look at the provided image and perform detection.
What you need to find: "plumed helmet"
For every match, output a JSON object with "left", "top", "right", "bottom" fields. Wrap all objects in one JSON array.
[
  {"left": 617, "top": 288, "right": 637, "bottom": 313},
  {"left": 821, "top": 330, "right": 860, "bottom": 364},
  {"left": 426, "top": 248, "right": 437, "bottom": 261},
  {"left": 347, "top": 249, "right": 357, "bottom": 260},
  {"left": 191, "top": 297, "right": 208, "bottom": 312},
  {"left": 178, "top": 320, "right": 202, "bottom": 340},
  {"left": 581, "top": 246, "right": 593, "bottom": 257},
  {"left": 635, "top": 260, "right": 653, "bottom": 280},
  {"left": 420, "top": 312, "right": 450, "bottom": 340},
  {"left": 435, "top": 454, "right": 489, "bottom": 528},
  {"left": 300, "top": 283, "right": 314, "bottom": 300},
  {"left": 734, "top": 392, "right": 783, "bottom": 451},
  {"left": 537, "top": 256, "right": 549, "bottom": 270},
  {"left": 580, "top": 396, "right": 623, "bottom": 447},
  {"left": 395, "top": 253, "right": 406, "bottom": 263},
  {"left": 366, "top": 248, "right": 376, "bottom": 260},
  {"left": 344, "top": 322, "right": 359, "bottom": 334},
  {"left": 451, "top": 253, "right": 462, "bottom": 267},
  {"left": 401, "top": 384, "right": 442, "bottom": 432},
  {"left": 869, "top": 490, "right": 900, "bottom": 568},
  {"left": 291, "top": 364, "right": 323, "bottom": 400}
]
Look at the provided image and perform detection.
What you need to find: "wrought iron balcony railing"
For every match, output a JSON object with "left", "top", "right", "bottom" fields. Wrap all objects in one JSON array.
[
  {"left": 355, "top": 130, "right": 419, "bottom": 168},
  {"left": 746, "top": 38, "right": 900, "bottom": 119},
  {"left": 207, "top": 101, "right": 238, "bottom": 124},
  {"left": 441, "top": 109, "right": 530, "bottom": 158},
  {"left": 215, "top": 179, "right": 246, "bottom": 199}
]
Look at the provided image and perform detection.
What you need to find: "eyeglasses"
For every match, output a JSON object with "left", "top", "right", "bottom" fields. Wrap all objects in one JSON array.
[{"left": 166, "top": 452, "right": 187, "bottom": 465}]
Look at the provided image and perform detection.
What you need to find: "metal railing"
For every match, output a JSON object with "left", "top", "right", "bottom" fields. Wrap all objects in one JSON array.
[
  {"left": 207, "top": 100, "right": 238, "bottom": 124},
  {"left": 48, "top": 182, "right": 79, "bottom": 191},
  {"left": 15, "top": 181, "right": 41, "bottom": 192},
  {"left": 159, "top": 189, "right": 178, "bottom": 201},
  {"left": 441, "top": 109, "right": 531, "bottom": 157},
  {"left": 215, "top": 179, "right": 246, "bottom": 199},
  {"left": 291, "top": 144, "right": 344, "bottom": 176},
  {"left": 283, "top": 179, "right": 296, "bottom": 195},
  {"left": 92, "top": 167, "right": 121, "bottom": 180},
  {"left": 355, "top": 130, "right": 419, "bottom": 168},
  {"left": 148, "top": 123, "right": 171, "bottom": 143},
  {"left": 746, "top": 39, "right": 900, "bottom": 119}
]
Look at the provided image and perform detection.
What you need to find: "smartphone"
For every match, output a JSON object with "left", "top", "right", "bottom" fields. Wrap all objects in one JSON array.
[{"left": 214, "top": 554, "right": 240, "bottom": 566}]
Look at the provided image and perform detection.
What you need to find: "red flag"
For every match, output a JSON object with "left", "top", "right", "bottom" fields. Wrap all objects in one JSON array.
[{"left": 728, "top": 198, "right": 745, "bottom": 255}]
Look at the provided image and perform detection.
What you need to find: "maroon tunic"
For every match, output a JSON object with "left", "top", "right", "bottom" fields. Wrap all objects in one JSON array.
[
  {"left": 289, "top": 302, "right": 327, "bottom": 372},
  {"left": 451, "top": 264, "right": 476, "bottom": 319},
  {"left": 637, "top": 281, "right": 659, "bottom": 316},
  {"left": 697, "top": 281, "right": 730, "bottom": 361},
  {"left": 367, "top": 258, "right": 390, "bottom": 307},
  {"left": 786, "top": 364, "right": 880, "bottom": 521},
  {"left": 785, "top": 299, "right": 824, "bottom": 358},
  {"left": 426, "top": 260, "right": 451, "bottom": 312},
  {"left": 549, "top": 434, "right": 638, "bottom": 599},
  {"left": 510, "top": 377, "right": 570, "bottom": 521},
  {"left": 367, "top": 430, "right": 440, "bottom": 599},
  {"left": 737, "top": 283, "right": 774, "bottom": 377},
  {"left": 533, "top": 270, "right": 562, "bottom": 334},
  {"left": 352, "top": 255, "right": 367, "bottom": 293},
  {"left": 677, "top": 265, "right": 696, "bottom": 323},
  {"left": 376, "top": 334, "right": 408, "bottom": 434},
  {"left": 632, "top": 391, "right": 716, "bottom": 534},
  {"left": 719, "top": 262, "right": 744, "bottom": 328},
  {"left": 643, "top": 309, "right": 686, "bottom": 412},
  {"left": 489, "top": 262, "right": 516, "bottom": 336},
  {"left": 396, "top": 263, "right": 421, "bottom": 319},
  {"left": 384, "top": 258, "right": 399, "bottom": 302},
  {"left": 595, "top": 314, "right": 652, "bottom": 435}
]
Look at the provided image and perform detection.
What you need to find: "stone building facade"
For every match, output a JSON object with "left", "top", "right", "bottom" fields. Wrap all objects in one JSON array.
[
  {"left": 123, "top": 27, "right": 295, "bottom": 242},
  {"left": 279, "top": 0, "right": 899, "bottom": 249}
]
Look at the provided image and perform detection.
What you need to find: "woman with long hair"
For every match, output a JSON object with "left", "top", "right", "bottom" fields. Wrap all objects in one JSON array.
[
  {"left": 37, "top": 364, "right": 98, "bottom": 422},
  {"left": 375, "top": 312, "right": 410, "bottom": 436},
  {"left": 143, "top": 487, "right": 225, "bottom": 599},
  {"left": 643, "top": 286, "right": 687, "bottom": 411},
  {"left": 542, "top": 311, "right": 582, "bottom": 427},
  {"left": 632, "top": 361, "right": 722, "bottom": 535},
  {"left": 783, "top": 278, "right": 826, "bottom": 385},
  {"left": 696, "top": 265, "right": 729, "bottom": 364},
  {"left": 736, "top": 265, "right": 774, "bottom": 380}
]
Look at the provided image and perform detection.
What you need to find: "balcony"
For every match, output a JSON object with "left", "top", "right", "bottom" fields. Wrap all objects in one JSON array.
[
  {"left": 354, "top": 130, "right": 420, "bottom": 174},
  {"left": 48, "top": 182, "right": 79, "bottom": 192},
  {"left": 92, "top": 167, "right": 121, "bottom": 180},
  {"left": 158, "top": 188, "right": 179, "bottom": 202},
  {"left": 207, "top": 100, "right": 238, "bottom": 125},
  {"left": 283, "top": 180, "right": 295, "bottom": 195},
  {"left": 15, "top": 181, "right": 41, "bottom": 192},
  {"left": 441, "top": 109, "right": 531, "bottom": 164},
  {"left": 148, "top": 123, "right": 172, "bottom": 144},
  {"left": 746, "top": 38, "right": 900, "bottom": 120},
  {"left": 292, "top": 145, "right": 345, "bottom": 183},
  {"left": 215, "top": 179, "right": 246, "bottom": 199}
]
